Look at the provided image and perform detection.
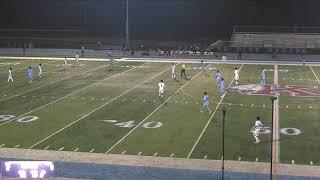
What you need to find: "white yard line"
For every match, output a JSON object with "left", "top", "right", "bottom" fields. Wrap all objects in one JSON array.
[
  {"left": 309, "top": 65, "right": 320, "bottom": 85},
  {"left": 28, "top": 65, "right": 171, "bottom": 149},
  {"left": 105, "top": 64, "right": 211, "bottom": 154},
  {"left": 0, "top": 64, "right": 144, "bottom": 127},
  {"left": 187, "top": 64, "right": 244, "bottom": 158},
  {"left": 0, "top": 64, "right": 107, "bottom": 102},
  {"left": 272, "top": 65, "right": 280, "bottom": 177}
]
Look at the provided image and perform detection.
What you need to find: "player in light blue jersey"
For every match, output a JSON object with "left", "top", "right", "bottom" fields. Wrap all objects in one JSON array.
[
  {"left": 28, "top": 67, "right": 33, "bottom": 83},
  {"left": 200, "top": 60, "right": 205, "bottom": 73},
  {"left": 200, "top": 92, "right": 212, "bottom": 113},
  {"left": 220, "top": 77, "right": 225, "bottom": 97},
  {"left": 260, "top": 68, "right": 267, "bottom": 85},
  {"left": 215, "top": 70, "right": 222, "bottom": 85}
]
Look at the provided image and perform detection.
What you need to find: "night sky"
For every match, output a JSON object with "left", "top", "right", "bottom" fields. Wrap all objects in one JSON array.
[{"left": 2, "top": 0, "right": 320, "bottom": 40}]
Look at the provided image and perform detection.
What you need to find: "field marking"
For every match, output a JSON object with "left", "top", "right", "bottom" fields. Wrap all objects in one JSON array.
[
  {"left": 59, "top": 147, "right": 64, "bottom": 151},
  {"left": 153, "top": 152, "right": 158, "bottom": 156},
  {"left": 99, "top": 120, "right": 118, "bottom": 123},
  {"left": 28, "top": 64, "right": 172, "bottom": 149},
  {"left": 272, "top": 65, "right": 280, "bottom": 178},
  {"left": 309, "top": 65, "right": 320, "bottom": 85},
  {"left": 272, "top": 65, "right": 280, "bottom": 163},
  {"left": 187, "top": 64, "right": 244, "bottom": 158},
  {"left": 170, "top": 153, "right": 175, "bottom": 157},
  {"left": 43, "top": 146, "right": 50, "bottom": 150},
  {"left": 121, "top": 151, "right": 126, "bottom": 155},
  {"left": 89, "top": 149, "right": 95, "bottom": 153},
  {"left": 0, "top": 64, "right": 107, "bottom": 102},
  {"left": 74, "top": 148, "right": 79, "bottom": 152},
  {"left": 14, "top": 145, "right": 20, "bottom": 148},
  {"left": 0, "top": 144, "right": 5, "bottom": 147},
  {"left": 0, "top": 64, "right": 144, "bottom": 127},
  {"left": 105, "top": 64, "right": 211, "bottom": 154}
]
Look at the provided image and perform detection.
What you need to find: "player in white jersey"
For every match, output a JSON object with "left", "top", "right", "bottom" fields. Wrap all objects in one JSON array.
[
  {"left": 158, "top": 80, "right": 165, "bottom": 98},
  {"left": 234, "top": 67, "right": 240, "bottom": 85},
  {"left": 251, "top": 116, "right": 264, "bottom": 144},
  {"left": 75, "top": 52, "right": 80, "bottom": 67},
  {"left": 8, "top": 67, "right": 13, "bottom": 82},
  {"left": 38, "top": 64, "right": 42, "bottom": 78},
  {"left": 171, "top": 63, "right": 176, "bottom": 80},
  {"left": 63, "top": 57, "right": 68, "bottom": 70}
]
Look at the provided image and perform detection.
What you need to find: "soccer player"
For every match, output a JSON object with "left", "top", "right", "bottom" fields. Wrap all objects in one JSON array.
[
  {"left": 260, "top": 68, "right": 267, "bottom": 85},
  {"left": 63, "top": 57, "right": 68, "bottom": 70},
  {"left": 8, "top": 67, "right": 13, "bottom": 83},
  {"left": 234, "top": 67, "right": 240, "bottom": 85},
  {"left": 200, "top": 60, "right": 205, "bottom": 73},
  {"left": 158, "top": 80, "right": 165, "bottom": 98},
  {"left": 81, "top": 45, "right": 85, "bottom": 57},
  {"left": 200, "top": 92, "right": 212, "bottom": 114},
  {"left": 215, "top": 70, "right": 222, "bottom": 85},
  {"left": 220, "top": 78, "right": 225, "bottom": 97},
  {"left": 75, "top": 52, "right": 80, "bottom": 67},
  {"left": 109, "top": 56, "right": 116, "bottom": 71},
  {"left": 181, "top": 64, "right": 187, "bottom": 79},
  {"left": 38, "top": 64, "right": 42, "bottom": 78},
  {"left": 27, "top": 67, "right": 33, "bottom": 83},
  {"left": 171, "top": 63, "right": 176, "bottom": 80},
  {"left": 251, "top": 116, "right": 264, "bottom": 144}
]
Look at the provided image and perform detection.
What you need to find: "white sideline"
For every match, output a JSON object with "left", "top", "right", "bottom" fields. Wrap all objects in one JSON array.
[
  {"left": 0, "top": 64, "right": 107, "bottom": 102},
  {"left": 187, "top": 64, "right": 244, "bottom": 158},
  {"left": 105, "top": 64, "right": 211, "bottom": 153},
  {"left": 2, "top": 56, "right": 320, "bottom": 65},
  {"left": 0, "top": 63, "right": 143, "bottom": 127},
  {"left": 28, "top": 64, "right": 172, "bottom": 149},
  {"left": 309, "top": 65, "right": 320, "bottom": 85}
]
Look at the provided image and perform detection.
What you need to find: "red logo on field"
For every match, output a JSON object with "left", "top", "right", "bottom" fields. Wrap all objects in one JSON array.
[{"left": 229, "top": 84, "right": 320, "bottom": 97}]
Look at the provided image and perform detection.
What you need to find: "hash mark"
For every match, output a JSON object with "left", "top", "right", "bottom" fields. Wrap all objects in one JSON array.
[
  {"left": 89, "top": 149, "right": 95, "bottom": 153},
  {"left": 0, "top": 144, "right": 5, "bottom": 147},
  {"left": 121, "top": 151, "right": 126, "bottom": 155},
  {"left": 153, "top": 152, "right": 158, "bottom": 156},
  {"left": 74, "top": 148, "right": 79, "bottom": 152},
  {"left": 43, "top": 146, "right": 50, "bottom": 150},
  {"left": 14, "top": 145, "right": 20, "bottom": 148},
  {"left": 59, "top": 147, "right": 64, "bottom": 151}
]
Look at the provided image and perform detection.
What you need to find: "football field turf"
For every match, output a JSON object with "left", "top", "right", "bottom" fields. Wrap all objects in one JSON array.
[{"left": 0, "top": 58, "right": 320, "bottom": 166}]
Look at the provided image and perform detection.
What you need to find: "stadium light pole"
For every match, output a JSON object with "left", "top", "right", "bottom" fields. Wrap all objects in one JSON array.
[
  {"left": 221, "top": 107, "right": 229, "bottom": 180},
  {"left": 126, "top": 0, "right": 130, "bottom": 50},
  {"left": 270, "top": 96, "right": 277, "bottom": 180}
]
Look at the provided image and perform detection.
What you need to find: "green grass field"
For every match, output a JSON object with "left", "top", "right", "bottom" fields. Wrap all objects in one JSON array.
[{"left": 0, "top": 58, "right": 320, "bottom": 166}]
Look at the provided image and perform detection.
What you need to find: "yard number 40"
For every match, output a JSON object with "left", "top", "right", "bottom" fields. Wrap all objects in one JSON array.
[{"left": 0, "top": 115, "right": 39, "bottom": 123}]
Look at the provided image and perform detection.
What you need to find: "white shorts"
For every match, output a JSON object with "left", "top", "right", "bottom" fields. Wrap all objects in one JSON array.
[
  {"left": 159, "top": 89, "right": 164, "bottom": 94},
  {"left": 8, "top": 75, "right": 13, "bottom": 80},
  {"left": 235, "top": 74, "right": 239, "bottom": 81},
  {"left": 253, "top": 128, "right": 260, "bottom": 137}
]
